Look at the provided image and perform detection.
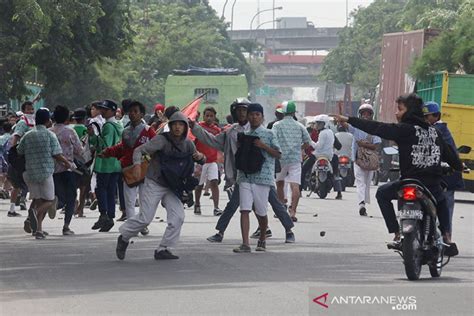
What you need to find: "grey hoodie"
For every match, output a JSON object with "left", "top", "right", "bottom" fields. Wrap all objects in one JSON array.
[
  {"left": 133, "top": 112, "right": 201, "bottom": 186},
  {"left": 192, "top": 121, "right": 250, "bottom": 185}
]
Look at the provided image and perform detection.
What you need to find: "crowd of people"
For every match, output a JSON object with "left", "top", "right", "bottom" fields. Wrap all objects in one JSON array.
[{"left": 0, "top": 93, "right": 463, "bottom": 259}]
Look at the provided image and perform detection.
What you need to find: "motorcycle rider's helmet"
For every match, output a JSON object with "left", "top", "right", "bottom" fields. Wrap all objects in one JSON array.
[
  {"left": 314, "top": 114, "right": 330, "bottom": 130},
  {"left": 358, "top": 103, "right": 374, "bottom": 118},
  {"left": 230, "top": 97, "right": 250, "bottom": 121}
]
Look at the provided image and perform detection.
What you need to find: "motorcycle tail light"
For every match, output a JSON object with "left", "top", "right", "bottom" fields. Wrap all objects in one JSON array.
[
  {"left": 402, "top": 186, "right": 417, "bottom": 201},
  {"left": 339, "top": 156, "right": 349, "bottom": 164},
  {"left": 318, "top": 159, "right": 328, "bottom": 166}
]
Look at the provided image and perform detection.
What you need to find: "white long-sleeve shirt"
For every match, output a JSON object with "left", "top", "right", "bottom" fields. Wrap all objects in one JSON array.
[{"left": 311, "top": 128, "right": 334, "bottom": 159}]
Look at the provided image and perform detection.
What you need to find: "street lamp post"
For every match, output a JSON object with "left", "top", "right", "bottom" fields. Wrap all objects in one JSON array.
[
  {"left": 230, "top": 0, "right": 237, "bottom": 31},
  {"left": 249, "top": 6, "right": 283, "bottom": 31}
]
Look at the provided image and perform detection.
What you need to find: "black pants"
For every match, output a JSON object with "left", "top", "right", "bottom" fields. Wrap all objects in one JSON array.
[
  {"left": 54, "top": 171, "right": 78, "bottom": 226},
  {"left": 300, "top": 155, "right": 316, "bottom": 191},
  {"left": 376, "top": 181, "right": 449, "bottom": 234}
]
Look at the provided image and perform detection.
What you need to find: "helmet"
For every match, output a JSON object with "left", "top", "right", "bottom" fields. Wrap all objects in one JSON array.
[
  {"left": 314, "top": 114, "right": 330, "bottom": 129},
  {"left": 230, "top": 97, "right": 250, "bottom": 121},
  {"left": 358, "top": 103, "right": 374, "bottom": 118}
]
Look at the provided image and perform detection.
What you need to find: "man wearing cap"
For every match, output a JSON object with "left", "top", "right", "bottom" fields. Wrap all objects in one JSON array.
[
  {"left": 17, "top": 108, "right": 71, "bottom": 239},
  {"left": 272, "top": 101, "right": 311, "bottom": 221},
  {"left": 148, "top": 103, "right": 166, "bottom": 130},
  {"left": 88, "top": 99, "right": 124, "bottom": 232},
  {"left": 423, "top": 101, "right": 464, "bottom": 242},
  {"left": 233, "top": 103, "right": 281, "bottom": 252},
  {"left": 190, "top": 99, "right": 296, "bottom": 243}
]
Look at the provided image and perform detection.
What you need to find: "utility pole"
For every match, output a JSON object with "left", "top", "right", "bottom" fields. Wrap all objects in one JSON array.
[
  {"left": 257, "top": 0, "right": 261, "bottom": 29},
  {"left": 346, "top": 0, "right": 348, "bottom": 26},
  {"left": 273, "top": 0, "right": 276, "bottom": 29}
]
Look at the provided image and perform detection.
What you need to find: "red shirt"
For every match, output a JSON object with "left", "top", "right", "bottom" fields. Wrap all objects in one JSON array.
[
  {"left": 104, "top": 125, "right": 156, "bottom": 168},
  {"left": 305, "top": 129, "right": 319, "bottom": 156},
  {"left": 195, "top": 122, "right": 221, "bottom": 163}
]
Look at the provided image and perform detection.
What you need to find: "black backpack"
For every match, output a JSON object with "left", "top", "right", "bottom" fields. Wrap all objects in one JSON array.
[
  {"left": 235, "top": 133, "right": 265, "bottom": 176},
  {"left": 8, "top": 145, "right": 26, "bottom": 174},
  {"left": 159, "top": 133, "right": 198, "bottom": 198}
]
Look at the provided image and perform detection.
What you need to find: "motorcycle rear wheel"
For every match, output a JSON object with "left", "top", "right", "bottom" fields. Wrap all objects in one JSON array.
[
  {"left": 403, "top": 228, "right": 423, "bottom": 280},
  {"left": 317, "top": 181, "right": 328, "bottom": 199},
  {"left": 429, "top": 248, "right": 443, "bottom": 278}
]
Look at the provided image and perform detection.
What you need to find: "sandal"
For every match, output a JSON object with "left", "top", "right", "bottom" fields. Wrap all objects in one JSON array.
[{"left": 291, "top": 216, "right": 298, "bottom": 222}]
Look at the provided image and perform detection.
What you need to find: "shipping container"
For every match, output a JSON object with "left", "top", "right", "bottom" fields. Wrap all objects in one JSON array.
[
  {"left": 377, "top": 29, "right": 440, "bottom": 123},
  {"left": 416, "top": 71, "right": 474, "bottom": 192},
  {"left": 303, "top": 101, "right": 325, "bottom": 116}
]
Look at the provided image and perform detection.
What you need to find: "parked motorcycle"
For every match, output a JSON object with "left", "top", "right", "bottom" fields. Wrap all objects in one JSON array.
[
  {"left": 307, "top": 157, "right": 333, "bottom": 199},
  {"left": 389, "top": 145, "right": 471, "bottom": 280}
]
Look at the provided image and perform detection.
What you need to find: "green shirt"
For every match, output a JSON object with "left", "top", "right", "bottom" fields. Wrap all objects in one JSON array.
[
  {"left": 90, "top": 120, "right": 123, "bottom": 173},
  {"left": 73, "top": 124, "right": 88, "bottom": 139},
  {"left": 13, "top": 120, "right": 31, "bottom": 138},
  {"left": 17, "top": 125, "right": 62, "bottom": 182}
]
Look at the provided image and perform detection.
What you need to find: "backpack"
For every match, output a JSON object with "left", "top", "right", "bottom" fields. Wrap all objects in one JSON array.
[
  {"left": 235, "top": 133, "right": 265, "bottom": 176},
  {"left": 7, "top": 144, "right": 26, "bottom": 174},
  {"left": 355, "top": 135, "right": 379, "bottom": 171},
  {"left": 159, "top": 133, "right": 198, "bottom": 198}
]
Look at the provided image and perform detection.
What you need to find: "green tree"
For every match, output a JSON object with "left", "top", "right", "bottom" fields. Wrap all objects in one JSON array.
[
  {"left": 319, "top": 0, "right": 467, "bottom": 96},
  {"left": 0, "top": 0, "right": 133, "bottom": 104},
  {"left": 119, "top": 0, "right": 251, "bottom": 108},
  {"left": 411, "top": 0, "right": 474, "bottom": 78},
  {"left": 320, "top": 0, "right": 405, "bottom": 96}
]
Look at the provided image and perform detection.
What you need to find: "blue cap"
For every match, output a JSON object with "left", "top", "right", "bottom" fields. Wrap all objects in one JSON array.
[
  {"left": 97, "top": 99, "right": 118, "bottom": 111},
  {"left": 247, "top": 103, "right": 264, "bottom": 114},
  {"left": 423, "top": 101, "right": 440, "bottom": 115},
  {"left": 35, "top": 107, "right": 51, "bottom": 125}
]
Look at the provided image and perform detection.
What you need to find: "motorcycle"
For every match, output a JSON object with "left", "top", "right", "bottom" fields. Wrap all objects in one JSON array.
[
  {"left": 307, "top": 157, "right": 333, "bottom": 199},
  {"left": 338, "top": 155, "right": 353, "bottom": 191},
  {"left": 374, "top": 146, "right": 400, "bottom": 185},
  {"left": 389, "top": 145, "right": 471, "bottom": 280}
]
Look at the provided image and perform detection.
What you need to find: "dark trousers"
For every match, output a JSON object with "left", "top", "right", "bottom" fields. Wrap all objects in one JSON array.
[
  {"left": 117, "top": 174, "right": 125, "bottom": 211},
  {"left": 96, "top": 172, "right": 120, "bottom": 219},
  {"left": 376, "top": 180, "right": 449, "bottom": 234},
  {"left": 300, "top": 155, "right": 316, "bottom": 191},
  {"left": 54, "top": 171, "right": 78, "bottom": 226},
  {"left": 215, "top": 185, "right": 294, "bottom": 233}
]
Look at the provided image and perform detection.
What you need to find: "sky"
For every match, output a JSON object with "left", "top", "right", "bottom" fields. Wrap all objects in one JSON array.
[{"left": 208, "top": 0, "right": 375, "bottom": 30}]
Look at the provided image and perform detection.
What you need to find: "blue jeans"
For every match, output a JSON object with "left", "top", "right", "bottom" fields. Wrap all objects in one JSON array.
[
  {"left": 95, "top": 172, "right": 120, "bottom": 219},
  {"left": 54, "top": 171, "right": 78, "bottom": 226},
  {"left": 215, "top": 184, "right": 294, "bottom": 233}
]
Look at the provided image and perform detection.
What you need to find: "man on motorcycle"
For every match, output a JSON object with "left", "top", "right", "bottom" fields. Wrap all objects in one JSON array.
[
  {"left": 307, "top": 115, "right": 343, "bottom": 198},
  {"left": 423, "top": 101, "right": 464, "bottom": 244},
  {"left": 332, "top": 93, "right": 462, "bottom": 257}
]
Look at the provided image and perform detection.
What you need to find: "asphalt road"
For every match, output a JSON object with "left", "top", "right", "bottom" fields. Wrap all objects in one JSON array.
[{"left": 1, "top": 185, "right": 473, "bottom": 315}]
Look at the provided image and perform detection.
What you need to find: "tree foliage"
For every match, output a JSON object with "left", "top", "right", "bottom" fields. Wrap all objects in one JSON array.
[
  {"left": 411, "top": 0, "right": 474, "bottom": 78},
  {"left": 1, "top": 0, "right": 251, "bottom": 109},
  {"left": 320, "top": 0, "right": 405, "bottom": 95},
  {"left": 320, "top": 0, "right": 469, "bottom": 96},
  {"left": 118, "top": 0, "right": 251, "bottom": 107},
  {"left": 0, "top": 0, "right": 133, "bottom": 103}
]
